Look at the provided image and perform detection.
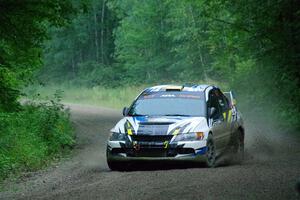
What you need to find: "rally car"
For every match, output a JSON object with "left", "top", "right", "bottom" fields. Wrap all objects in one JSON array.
[{"left": 106, "top": 84, "right": 245, "bottom": 170}]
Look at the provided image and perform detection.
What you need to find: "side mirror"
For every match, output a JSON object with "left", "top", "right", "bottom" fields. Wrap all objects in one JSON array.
[
  {"left": 122, "top": 107, "right": 129, "bottom": 116},
  {"left": 209, "top": 107, "right": 217, "bottom": 118}
]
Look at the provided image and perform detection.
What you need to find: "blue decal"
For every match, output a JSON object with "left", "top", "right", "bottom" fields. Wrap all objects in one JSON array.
[
  {"left": 195, "top": 147, "right": 207, "bottom": 155},
  {"left": 133, "top": 116, "right": 148, "bottom": 122}
]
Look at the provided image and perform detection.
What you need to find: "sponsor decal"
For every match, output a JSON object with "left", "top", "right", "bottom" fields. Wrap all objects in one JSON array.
[
  {"left": 139, "top": 91, "right": 203, "bottom": 100},
  {"left": 172, "top": 128, "right": 180, "bottom": 135},
  {"left": 178, "top": 94, "right": 201, "bottom": 99},
  {"left": 160, "top": 94, "right": 176, "bottom": 98},
  {"left": 127, "top": 129, "right": 133, "bottom": 135}
]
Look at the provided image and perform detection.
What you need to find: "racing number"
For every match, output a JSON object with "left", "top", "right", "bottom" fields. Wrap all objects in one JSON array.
[{"left": 163, "top": 141, "right": 169, "bottom": 149}]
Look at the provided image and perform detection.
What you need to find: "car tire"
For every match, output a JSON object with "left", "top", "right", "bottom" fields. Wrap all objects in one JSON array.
[
  {"left": 232, "top": 129, "right": 244, "bottom": 164},
  {"left": 205, "top": 134, "right": 216, "bottom": 168},
  {"left": 106, "top": 148, "right": 129, "bottom": 171},
  {"left": 107, "top": 160, "right": 124, "bottom": 171}
]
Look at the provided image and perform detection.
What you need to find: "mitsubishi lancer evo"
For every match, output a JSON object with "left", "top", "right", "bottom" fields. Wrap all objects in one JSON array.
[{"left": 106, "top": 85, "right": 245, "bottom": 170}]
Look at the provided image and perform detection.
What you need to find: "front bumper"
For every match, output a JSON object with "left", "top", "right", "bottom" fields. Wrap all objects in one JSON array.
[{"left": 107, "top": 140, "right": 207, "bottom": 162}]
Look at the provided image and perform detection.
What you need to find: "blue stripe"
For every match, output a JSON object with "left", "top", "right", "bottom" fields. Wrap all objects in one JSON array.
[
  {"left": 133, "top": 116, "right": 148, "bottom": 122},
  {"left": 195, "top": 147, "right": 207, "bottom": 155}
]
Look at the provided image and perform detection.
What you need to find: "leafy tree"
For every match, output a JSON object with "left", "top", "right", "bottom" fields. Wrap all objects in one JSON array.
[
  {"left": 202, "top": 0, "right": 300, "bottom": 128},
  {"left": 39, "top": 0, "right": 118, "bottom": 85},
  {"left": 39, "top": 0, "right": 299, "bottom": 129},
  {"left": 0, "top": 0, "right": 74, "bottom": 111}
]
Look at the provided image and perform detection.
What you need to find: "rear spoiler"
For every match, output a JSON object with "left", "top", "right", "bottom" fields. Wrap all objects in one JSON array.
[{"left": 223, "top": 91, "right": 237, "bottom": 107}]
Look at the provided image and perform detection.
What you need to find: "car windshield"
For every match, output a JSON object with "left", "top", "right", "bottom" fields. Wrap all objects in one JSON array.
[{"left": 128, "top": 91, "right": 206, "bottom": 117}]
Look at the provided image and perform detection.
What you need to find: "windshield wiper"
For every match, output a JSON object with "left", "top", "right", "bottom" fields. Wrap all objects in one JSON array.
[{"left": 129, "top": 114, "right": 147, "bottom": 116}]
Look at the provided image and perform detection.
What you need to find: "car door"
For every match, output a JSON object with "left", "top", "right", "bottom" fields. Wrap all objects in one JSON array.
[
  {"left": 207, "top": 89, "right": 227, "bottom": 152},
  {"left": 223, "top": 91, "right": 238, "bottom": 123},
  {"left": 217, "top": 92, "right": 232, "bottom": 146}
]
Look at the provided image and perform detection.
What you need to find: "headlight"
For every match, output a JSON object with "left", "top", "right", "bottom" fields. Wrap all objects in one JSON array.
[
  {"left": 109, "top": 132, "right": 128, "bottom": 141},
  {"left": 173, "top": 132, "right": 204, "bottom": 142}
]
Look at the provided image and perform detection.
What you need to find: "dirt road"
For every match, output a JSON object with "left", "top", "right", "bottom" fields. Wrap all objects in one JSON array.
[{"left": 1, "top": 104, "right": 300, "bottom": 200}]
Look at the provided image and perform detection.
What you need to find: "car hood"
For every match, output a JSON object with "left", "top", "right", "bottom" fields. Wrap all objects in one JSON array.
[{"left": 111, "top": 116, "right": 209, "bottom": 135}]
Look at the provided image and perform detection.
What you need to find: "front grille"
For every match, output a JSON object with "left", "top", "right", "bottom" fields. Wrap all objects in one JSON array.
[
  {"left": 135, "top": 148, "right": 167, "bottom": 157},
  {"left": 131, "top": 135, "right": 173, "bottom": 142},
  {"left": 177, "top": 148, "right": 195, "bottom": 154},
  {"left": 111, "top": 148, "right": 126, "bottom": 154},
  {"left": 124, "top": 148, "right": 194, "bottom": 157}
]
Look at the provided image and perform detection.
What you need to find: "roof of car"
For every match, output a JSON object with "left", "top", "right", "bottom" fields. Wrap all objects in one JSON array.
[{"left": 145, "top": 84, "right": 213, "bottom": 92}]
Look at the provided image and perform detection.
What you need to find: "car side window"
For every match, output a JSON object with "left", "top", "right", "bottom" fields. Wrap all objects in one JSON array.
[
  {"left": 218, "top": 93, "right": 230, "bottom": 113},
  {"left": 208, "top": 90, "right": 223, "bottom": 120}
]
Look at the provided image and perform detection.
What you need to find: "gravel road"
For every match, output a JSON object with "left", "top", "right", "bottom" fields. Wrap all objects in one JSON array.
[{"left": 1, "top": 104, "right": 300, "bottom": 200}]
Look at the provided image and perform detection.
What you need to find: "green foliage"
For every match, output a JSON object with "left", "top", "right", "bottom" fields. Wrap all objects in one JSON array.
[
  {"left": 0, "top": 0, "right": 74, "bottom": 111},
  {"left": 75, "top": 62, "right": 123, "bottom": 87},
  {"left": 113, "top": 0, "right": 172, "bottom": 82},
  {"left": 211, "top": 0, "right": 300, "bottom": 129},
  {"left": 0, "top": 97, "right": 74, "bottom": 181},
  {"left": 0, "top": 0, "right": 77, "bottom": 182},
  {"left": 39, "top": 0, "right": 119, "bottom": 84},
  {"left": 38, "top": 0, "right": 299, "bottom": 130}
]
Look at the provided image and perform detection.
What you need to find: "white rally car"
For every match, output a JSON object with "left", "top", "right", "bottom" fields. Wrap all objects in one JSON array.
[{"left": 106, "top": 85, "right": 245, "bottom": 170}]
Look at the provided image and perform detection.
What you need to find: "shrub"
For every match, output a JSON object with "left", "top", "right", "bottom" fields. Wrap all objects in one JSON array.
[{"left": 0, "top": 97, "right": 74, "bottom": 181}]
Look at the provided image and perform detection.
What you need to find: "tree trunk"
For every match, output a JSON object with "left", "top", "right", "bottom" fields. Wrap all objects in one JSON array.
[
  {"left": 189, "top": 5, "right": 208, "bottom": 81},
  {"left": 100, "top": 0, "right": 106, "bottom": 64},
  {"left": 71, "top": 53, "right": 76, "bottom": 78},
  {"left": 94, "top": 6, "right": 99, "bottom": 63}
]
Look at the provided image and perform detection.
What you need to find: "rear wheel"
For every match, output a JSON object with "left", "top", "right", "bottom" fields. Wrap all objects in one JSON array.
[{"left": 205, "top": 135, "right": 216, "bottom": 168}]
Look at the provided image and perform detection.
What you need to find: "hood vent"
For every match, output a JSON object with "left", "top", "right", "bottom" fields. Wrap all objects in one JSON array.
[{"left": 137, "top": 124, "right": 170, "bottom": 135}]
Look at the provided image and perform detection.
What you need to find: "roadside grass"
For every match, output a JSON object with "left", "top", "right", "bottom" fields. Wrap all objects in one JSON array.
[
  {"left": 0, "top": 98, "right": 74, "bottom": 183},
  {"left": 25, "top": 85, "right": 147, "bottom": 109},
  {"left": 25, "top": 80, "right": 227, "bottom": 109}
]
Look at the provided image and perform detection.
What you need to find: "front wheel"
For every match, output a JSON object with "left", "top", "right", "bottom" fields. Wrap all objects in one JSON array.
[
  {"left": 107, "top": 160, "right": 126, "bottom": 171},
  {"left": 205, "top": 135, "right": 216, "bottom": 168},
  {"left": 106, "top": 148, "right": 130, "bottom": 171}
]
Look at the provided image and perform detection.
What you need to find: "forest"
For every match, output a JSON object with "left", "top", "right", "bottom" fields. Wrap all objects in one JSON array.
[
  {"left": 41, "top": 0, "right": 300, "bottom": 129},
  {"left": 0, "top": 0, "right": 299, "bottom": 180}
]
